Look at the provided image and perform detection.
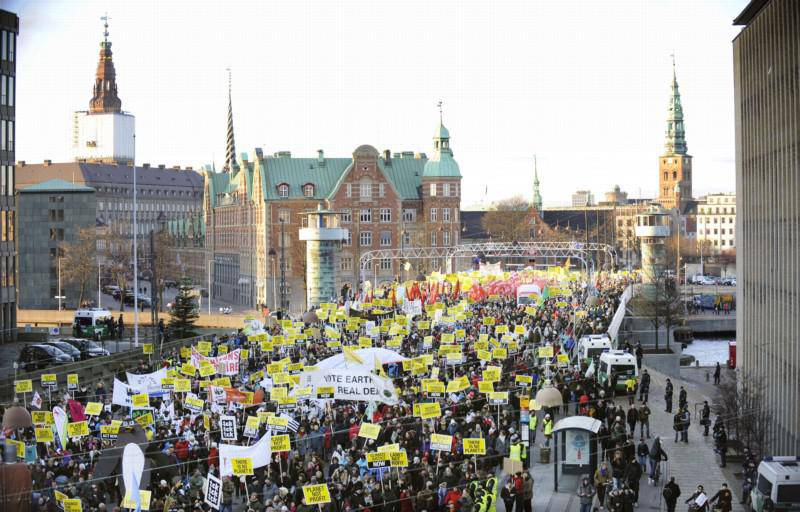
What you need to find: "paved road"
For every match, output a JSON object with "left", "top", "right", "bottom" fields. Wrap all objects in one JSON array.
[{"left": 527, "top": 366, "right": 746, "bottom": 511}]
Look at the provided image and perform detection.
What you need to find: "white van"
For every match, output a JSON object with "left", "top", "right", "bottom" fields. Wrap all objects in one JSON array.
[
  {"left": 750, "top": 456, "right": 800, "bottom": 512},
  {"left": 73, "top": 308, "right": 113, "bottom": 338},
  {"left": 575, "top": 334, "right": 612, "bottom": 363},
  {"left": 596, "top": 350, "right": 638, "bottom": 391}
]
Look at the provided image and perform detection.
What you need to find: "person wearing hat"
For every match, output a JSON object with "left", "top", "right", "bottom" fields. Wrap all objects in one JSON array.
[
  {"left": 542, "top": 414, "right": 553, "bottom": 447},
  {"left": 577, "top": 474, "right": 596, "bottom": 512}
]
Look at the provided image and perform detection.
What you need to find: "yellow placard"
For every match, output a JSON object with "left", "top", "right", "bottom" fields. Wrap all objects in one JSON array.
[
  {"left": 143, "top": 343, "right": 153, "bottom": 355},
  {"left": 515, "top": 375, "right": 533, "bottom": 386},
  {"left": 41, "top": 374, "right": 57, "bottom": 387},
  {"left": 302, "top": 484, "right": 332, "bottom": 505},
  {"left": 232, "top": 457, "right": 254, "bottom": 476},
  {"left": 122, "top": 490, "right": 152, "bottom": 511},
  {"left": 538, "top": 345, "right": 554, "bottom": 358},
  {"left": 418, "top": 402, "right": 441, "bottom": 419},
  {"left": 185, "top": 396, "right": 205, "bottom": 411},
  {"left": 463, "top": 438, "right": 486, "bottom": 455},
  {"left": 181, "top": 363, "right": 198, "bottom": 377},
  {"left": 389, "top": 451, "right": 409, "bottom": 467},
  {"left": 478, "top": 381, "right": 494, "bottom": 393},
  {"left": 35, "top": 427, "right": 54, "bottom": 443},
  {"left": 316, "top": 385, "right": 335, "bottom": 398},
  {"left": 492, "top": 348, "right": 508, "bottom": 360},
  {"left": 197, "top": 341, "right": 212, "bottom": 354},
  {"left": 482, "top": 367, "right": 501, "bottom": 382},
  {"left": 557, "top": 353, "right": 569, "bottom": 364},
  {"left": 377, "top": 443, "right": 400, "bottom": 453},
  {"left": 483, "top": 316, "right": 495, "bottom": 326},
  {"left": 358, "top": 422, "right": 381, "bottom": 440},
  {"left": 430, "top": 433, "right": 453, "bottom": 451},
  {"left": 488, "top": 391, "right": 509, "bottom": 404},
  {"left": 180, "top": 347, "right": 192, "bottom": 359},
  {"left": 425, "top": 381, "right": 445, "bottom": 395},
  {"left": 67, "top": 374, "right": 79, "bottom": 388},
  {"left": 55, "top": 491, "right": 67, "bottom": 506},
  {"left": 32, "top": 411, "right": 54, "bottom": 425},
  {"left": 271, "top": 434, "right": 291, "bottom": 452},
  {"left": 173, "top": 378, "right": 191, "bottom": 393},
  {"left": 135, "top": 413, "right": 154, "bottom": 427},
  {"left": 84, "top": 402, "right": 103, "bottom": 416},
  {"left": 63, "top": 499, "right": 83, "bottom": 512},
  {"left": 477, "top": 349, "right": 492, "bottom": 362},
  {"left": 514, "top": 325, "right": 526, "bottom": 335},
  {"left": 14, "top": 380, "right": 31, "bottom": 393},
  {"left": 495, "top": 325, "right": 508, "bottom": 334},
  {"left": 446, "top": 375, "right": 470, "bottom": 393},
  {"left": 198, "top": 364, "right": 216, "bottom": 378},
  {"left": 131, "top": 393, "right": 149, "bottom": 408},
  {"left": 218, "top": 345, "right": 229, "bottom": 354},
  {"left": 66, "top": 421, "right": 89, "bottom": 438}
]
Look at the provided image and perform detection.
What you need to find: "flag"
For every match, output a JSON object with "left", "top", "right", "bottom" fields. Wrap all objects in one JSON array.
[
  {"left": 67, "top": 399, "right": 86, "bottom": 422},
  {"left": 31, "top": 392, "right": 42, "bottom": 409},
  {"left": 374, "top": 354, "right": 387, "bottom": 378},
  {"left": 564, "top": 257, "right": 571, "bottom": 270},
  {"left": 452, "top": 280, "right": 460, "bottom": 300},
  {"left": 278, "top": 413, "right": 300, "bottom": 432}
]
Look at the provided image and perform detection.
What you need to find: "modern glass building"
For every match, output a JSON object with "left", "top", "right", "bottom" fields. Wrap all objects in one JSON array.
[{"left": 0, "top": 10, "right": 17, "bottom": 342}]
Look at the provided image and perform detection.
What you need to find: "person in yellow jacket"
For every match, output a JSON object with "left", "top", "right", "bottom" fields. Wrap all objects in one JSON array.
[
  {"left": 530, "top": 413, "right": 539, "bottom": 444},
  {"left": 543, "top": 414, "right": 554, "bottom": 447},
  {"left": 625, "top": 376, "right": 637, "bottom": 406}
]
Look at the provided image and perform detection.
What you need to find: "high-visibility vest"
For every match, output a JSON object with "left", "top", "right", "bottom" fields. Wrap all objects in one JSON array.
[
  {"left": 510, "top": 443, "right": 522, "bottom": 461},
  {"left": 530, "top": 415, "right": 538, "bottom": 431},
  {"left": 543, "top": 419, "right": 553, "bottom": 436}
]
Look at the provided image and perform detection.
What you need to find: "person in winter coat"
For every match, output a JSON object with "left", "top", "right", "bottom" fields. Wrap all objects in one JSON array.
[
  {"left": 501, "top": 481, "right": 517, "bottom": 512},
  {"left": 521, "top": 473, "right": 533, "bottom": 512},
  {"left": 664, "top": 379, "right": 674, "bottom": 413},
  {"left": 685, "top": 485, "right": 709, "bottom": 511},
  {"left": 701, "top": 401, "right": 711, "bottom": 436},
  {"left": 577, "top": 475, "right": 596, "bottom": 512},
  {"left": 639, "top": 369, "right": 651, "bottom": 402},
  {"left": 624, "top": 457, "right": 643, "bottom": 506},
  {"left": 648, "top": 437, "right": 668, "bottom": 483},
  {"left": 636, "top": 438, "right": 650, "bottom": 468},
  {"left": 594, "top": 462, "right": 612, "bottom": 507},
  {"left": 709, "top": 483, "right": 733, "bottom": 512},
  {"left": 639, "top": 403, "right": 651, "bottom": 438},
  {"left": 221, "top": 476, "right": 236, "bottom": 512},
  {"left": 662, "top": 477, "right": 681, "bottom": 512},
  {"left": 627, "top": 406, "right": 639, "bottom": 435}
]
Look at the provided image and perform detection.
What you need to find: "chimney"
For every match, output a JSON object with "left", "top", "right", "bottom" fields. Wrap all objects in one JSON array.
[
  {"left": 44, "top": 160, "right": 52, "bottom": 166},
  {"left": 16, "top": 161, "right": 24, "bottom": 167},
  {"left": 158, "top": 164, "right": 165, "bottom": 169},
  {"left": 383, "top": 150, "right": 391, "bottom": 166},
  {"left": 173, "top": 165, "right": 181, "bottom": 170},
  {"left": 142, "top": 163, "right": 151, "bottom": 169},
  {"left": 186, "top": 166, "right": 193, "bottom": 170}
]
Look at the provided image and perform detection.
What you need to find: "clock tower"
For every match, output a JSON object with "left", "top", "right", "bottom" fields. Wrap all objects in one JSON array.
[{"left": 658, "top": 58, "right": 692, "bottom": 211}]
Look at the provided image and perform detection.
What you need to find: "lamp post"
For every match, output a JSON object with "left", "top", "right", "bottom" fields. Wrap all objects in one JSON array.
[
  {"left": 268, "top": 247, "right": 277, "bottom": 312},
  {"left": 279, "top": 218, "right": 287, "bottom": 313},
  {"left": 674, "top": 182, "right": 682, "bottom": 284}
]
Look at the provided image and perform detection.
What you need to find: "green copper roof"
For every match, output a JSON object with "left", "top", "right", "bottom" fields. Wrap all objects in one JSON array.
[
  {"left": 20, "top": 178, "right": 95, "bottom": 193},
  {"left": 261, "top": 155, "right": 352, "bottom": 201},
  {"left": 423, "top": 122, "right": 461, "bottom": 178},
  {"left": 664, "top": 61, "right": 688, "bottom": 155}
]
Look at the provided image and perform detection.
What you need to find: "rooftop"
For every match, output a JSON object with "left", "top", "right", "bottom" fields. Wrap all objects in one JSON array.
[{"left": 19, "top": 179, "right": 95, "bottom": 194}]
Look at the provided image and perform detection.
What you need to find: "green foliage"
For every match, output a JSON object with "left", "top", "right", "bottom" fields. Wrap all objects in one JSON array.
[{"left": 168, "top": 279, "right": 198, "bottom": 339}]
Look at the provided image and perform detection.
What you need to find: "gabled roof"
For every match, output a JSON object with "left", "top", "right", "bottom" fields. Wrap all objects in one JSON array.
[
  {"left": 261, "top": 155, "right": 352, "bottom": 201},
  {"left": 19, "top": 178, "right": 95, "bottom": 193}
]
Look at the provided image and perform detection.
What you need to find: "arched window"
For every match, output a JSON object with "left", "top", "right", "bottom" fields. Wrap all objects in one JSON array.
[
  {"left": 277, "top": 184, "right": 289, "bottom": 198},
  {"left": 672, "top": 171, "right": 677, "bottom": 179},
  {"left": 303, "top": 184, "right": 315, "bottom": 197}
]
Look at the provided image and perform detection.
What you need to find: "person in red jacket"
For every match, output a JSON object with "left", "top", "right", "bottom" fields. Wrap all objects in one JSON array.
[
  {"left": 207, "top": 443, "right": 219, "bottom": 471},
  {"left": 444, "top": 487, "right": 462, "bottom": 511},
  {"left": 348, "top": 418, "right": 360, "bottom": 441}
]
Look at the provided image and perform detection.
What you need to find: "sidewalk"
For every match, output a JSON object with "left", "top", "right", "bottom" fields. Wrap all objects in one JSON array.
[{"left": 528, "top": 365, "right": 746, "bottom": 511}]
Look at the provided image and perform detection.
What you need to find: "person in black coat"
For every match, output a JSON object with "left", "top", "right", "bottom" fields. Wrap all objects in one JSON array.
[
  {"left": 662, "top": 477, "right": 681, "bottom": 512},
  {"left": 624, "top": 457, "right": 643, "bottom": 506},
  {"left": 664, "top": 379, "right": 674, "bottom": 413}
]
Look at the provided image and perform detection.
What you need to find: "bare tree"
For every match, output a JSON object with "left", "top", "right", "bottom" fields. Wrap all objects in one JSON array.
[
  {"left": 104, "top": 229, "right": 131, "bottom": 311},
  {"left": 629, "top": 271, "right": 683, "bottom": 351},
  {"left": 481, "top": 196, "right": 533, "bottom": 242},
  {"left": 151, "top": 229, "right": 179, "bottom": 311},
  {"left": 59, "top": 227, "right": 98, "bottom": 307},
  {"left": 290, "top": 239, "right": 307, "bottom": 309},
  {"left": 714, "top": 370, "right": 773, "bottom": 457}
]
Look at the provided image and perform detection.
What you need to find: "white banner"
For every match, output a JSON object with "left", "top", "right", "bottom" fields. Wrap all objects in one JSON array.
[
  {"left": 112, "top": 378, "right": 135, "bottom": 407},
  {"left": 191, "top": 348, "right": 241, "bottom": 376},
  {"left": 126, "top": 368, "right": 168, "bottom": 395},
  {"left": 205, "top": 473, "right": 222, "bottom": 510},
  {"left": 303, "top": 368, "right": 399, "bottom": 404},
  {"left": 219, "top": 431, "right": 271, "bottom": 477}
]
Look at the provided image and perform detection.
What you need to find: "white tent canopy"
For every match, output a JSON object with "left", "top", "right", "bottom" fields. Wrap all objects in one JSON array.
[{"left": 315, "top": 348, "right": 410, "bottom": 371}]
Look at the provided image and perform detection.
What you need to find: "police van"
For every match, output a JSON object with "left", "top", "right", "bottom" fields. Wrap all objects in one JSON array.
[
  {"left": 574, "top": 334, "right": 612, "bottom": 364},
  {"left": 73, "top": 308, "right": 113, "bottom": 339},
  {"left": 596, "top": 350, "right": 638, "bottom": 391},
  {"left": 750, "top": 456, "right": 800, "bottom": 511}
]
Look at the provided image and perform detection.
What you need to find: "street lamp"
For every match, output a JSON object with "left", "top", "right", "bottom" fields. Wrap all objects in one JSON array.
[
  {"left": 268, "top": 247, "right": 277, "bottom": 312},
  {"left": 279, "top": 218, "right": 287, "bottom": 314}
]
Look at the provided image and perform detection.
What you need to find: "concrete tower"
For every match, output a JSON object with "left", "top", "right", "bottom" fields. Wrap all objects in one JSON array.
[
  {"left": 298, "top": 206, "right": 348, "bottom": 310},
  {"left": 72, "top": 16, "right": 135, "bottom": 165},
  {"left": 657, "top": 57, "right": 692, "bottom": 211},
  {"left": 635, "top": 204, "right": 671, "bottom": 283}
]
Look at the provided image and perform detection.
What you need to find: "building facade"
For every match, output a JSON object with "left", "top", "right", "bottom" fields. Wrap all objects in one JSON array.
[
  {"left": 696, "top": 193, "right": 736, "bottom": 251},
  {"left": 17, "top": 180, "right": 96, "bottom": 309},
  {"left": 733, "top": 0, "right": 800, "bottom": 453},
  {"left": 203, "top": 120, "right": 462, "bottom": 312},
  {"left": 571, "top": 190, "right": 594, "bottom": 207},
  {"left": 0, "top": 10, "right": 16, "bottom": 341},
  {"left": 657, "top": 60, "right": 694, "bottom": 211}
]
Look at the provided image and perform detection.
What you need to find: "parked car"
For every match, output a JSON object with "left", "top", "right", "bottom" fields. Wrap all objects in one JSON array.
[
  {"left": 60, "top": 338, "right": 110, "bottom": 359},
  {"left": 102, "top": 284, "right": 120, "bottom": 296},
  {"left": 42, "top": 341, "right": 83, "bottom": 361},
  {"left": 719, "top": 276, "right": 737, "bottom": 286},
  {"left": 123, "top": 294, "right": 152, "bottom": 308},
  {"left": 18, "top": 344, "right": 74, "bottom": 371}
]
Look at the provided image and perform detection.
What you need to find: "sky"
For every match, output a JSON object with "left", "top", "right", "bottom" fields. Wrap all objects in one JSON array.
[{"left": 9, "top": 0, "right": 748, "bottom": 207}]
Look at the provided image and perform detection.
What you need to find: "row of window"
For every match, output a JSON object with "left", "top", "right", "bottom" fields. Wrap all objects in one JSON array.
[
  {"left": 341, "top": 229, "right": 454, "bottom": 248},
  {"left": 0, "top": 164, "right": 14, "bottom": 196},
  {"left": 98, "top": 186, "right": 200, "bottom": 198},
  {"left": 276, "top": 180, "right": 461, "bottom": 200},
  {"left": 340, "top": 257, "right": 394, "bottom": 272},
  {"left": 699, "top": 217, "right": 735, "bottom": 224},
  {"left": 277, "top": 183, "right": 315, "bottom": 198},
  {"left": 0, "top": 30, "right": 15, "bottom": 63},
  {"left": 0, "top": 210, "right": 13, "bottom": 242},
  {"left": 699, "top": 238, "right": 734, "bottom": 247},
  {"left": 701, "top": 228, "right": 734, "bottom": 236},
  {"left": 429, "top": 182, "right": 458, "bottom": 197},
  {"left": 699, "top": 207, "right": 736, "bottom": 215},
  {"left": 345, "top": 182, "right": 385, "bottom": 199},
  {"left": 0, "top": 256, "right": 15, "bottom": 287},
  {"left": 1, "top": 119, "right": 14, "bottom": 152},
  {"left": 0, "top": 74, "right": 15, "bottom": 107},
  {"left": 98, "top": 201, "right": 196, "bottom": 213}
]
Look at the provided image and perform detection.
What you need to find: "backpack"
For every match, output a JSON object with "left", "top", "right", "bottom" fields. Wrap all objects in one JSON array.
[{"left": 662, "top": 486, "right": 674, "bottom": 500}]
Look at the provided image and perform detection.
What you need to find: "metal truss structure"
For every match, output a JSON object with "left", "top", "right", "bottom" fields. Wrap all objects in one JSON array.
[{"left": 359, "top": 241, "right": 617, "bottom": 283}]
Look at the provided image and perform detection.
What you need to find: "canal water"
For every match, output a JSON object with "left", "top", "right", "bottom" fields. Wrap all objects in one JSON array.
[{"left": 682, "top": 336, "right": 735, "bottom": 366}]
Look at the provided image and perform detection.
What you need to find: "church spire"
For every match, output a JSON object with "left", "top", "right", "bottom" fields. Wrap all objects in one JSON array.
[
  {"left": 89, "top": 15, "right": 122, "bottom": 114},
  {"left": 532, "top": 155, "right": 542, "bottom": 211},
  {"left": 664, "top": 54, "right": 687, "bottom": 155},
  {"left": 224, "top": 68, "right": 238, "bottom": 173}
]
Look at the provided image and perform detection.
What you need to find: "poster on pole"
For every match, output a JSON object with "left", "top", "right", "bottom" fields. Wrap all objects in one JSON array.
[
  {"left": 302, "top": 484, "right": 331, "bottom": 505},
  {"left": 220, "top": 415, "right": 238, "bottom": 441},
  {"left": 204, "top": 473, "right": 222, "bottom": 510}
]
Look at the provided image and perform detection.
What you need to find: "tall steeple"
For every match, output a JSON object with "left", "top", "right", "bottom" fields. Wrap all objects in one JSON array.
[
  {"left": 664, "top": 55, "right": 687, "bottom": 155},
  {"left": 224, "top": 69, "right": 239, "bottom": 173},
  {"left": 89, "top": 15, "right": 122, "bottom": 114},
  {"left": 532, "top": 155, "right": 542, "bottom": 211}
]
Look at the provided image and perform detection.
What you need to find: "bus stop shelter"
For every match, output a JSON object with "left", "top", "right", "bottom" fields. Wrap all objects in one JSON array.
[{"left": 552, "top": 416, "right": 602, "bottom": 491}]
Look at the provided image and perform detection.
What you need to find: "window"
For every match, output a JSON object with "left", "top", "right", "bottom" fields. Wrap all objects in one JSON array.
[
  {"left": 429, "top": 183, "right": 437, "bottom": 197},
  {"left": 360, "top": 182, "right": 372, "bottom": 199},
  {"left": 7, "top": 120, "right": 12, "bottom": 151},
  {"left": 430, "top": 208, "right": 438, "bottom": 222},
  {"left": 380, "top": 258, "right": 392, "bottom": 271},
  {"left": 346, "top": 183, "right": 352, "bottom": 198},
  {"left": 402, "top": 232, "right": 411, "bottom": 246},
  {"left": 49, "top": 228, "right": 64, "bottom": 241},
  {"left": 443, "top": 231, "right": 450, "bottom": 246},
  {"left": 0, "top": 31, "right": 5, "bottom": 61},
  {"left": 344, "top": 231, "right": 352, "bottom": 246},
  {"left": 360, "top": 231, "right": 372, "bottom": 246},
  {"left": 340, "top": 209, "right": 352, "bottom": 223},
  {"left": 442, "top": 208, "right": 450, "bottom": 223},
  {"left": 379, "top": 183, "right": 385, "bottom": 197},
  {"left": 340, "top": 256, "right": 353, "bottom": 271},
  {"left": 361, "top": 259, "right": 372, "bottom": 271},
  {"left": 430, "top": 232, "right": 437, "bottom": 246},
  {"left": 379, "top": 208, "right": 391, "bottom": 223},
  {"left": 278, "top": 209, "right": 290, "bottom": 223},
  {"left": 380, "top": 231, "right": 392, "bottom": 247},
  {"left": 403, "top": 209, "right": 416, "bottom": 222},
  {"left": 3, "top": 75, "right": 9, "bottom": 107},
  {"left": 672, "top": 171, "right": 677, "bottom": 179},
  {"left": 663, "top": 172, "right": 667, "bottom": 180},
  {"left": 303, "top": 184, "right": 315, "bottom": 197},
  {"left": 443, "top": 183, "right": 450, "bottom": 197},
  {"left": 0, "top": 120, "right": 5, "bottom": 151},
  {"left": 7, "top": 32, "right": 13, "bottom": 62},
  {"left": 360, "top": 209, "right": 372, "bottom": 223},
  {"left": 277, "top": 184, "right": 289, "bottom": 198},
  {"left": 0, "top": 75, "right": 5, "bottom": 105},
  {"left": 48, "top": 209, "right": 64, "bottom": 222}
]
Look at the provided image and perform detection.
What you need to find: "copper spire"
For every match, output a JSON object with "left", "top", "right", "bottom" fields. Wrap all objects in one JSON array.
[{"left": 89, "top": 15, "right": 122, "bottom": 114}]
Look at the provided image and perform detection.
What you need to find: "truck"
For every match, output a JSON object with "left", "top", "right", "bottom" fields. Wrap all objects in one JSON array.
[{"left": 750, "top": 456, "right": 800, "bottom": 511}]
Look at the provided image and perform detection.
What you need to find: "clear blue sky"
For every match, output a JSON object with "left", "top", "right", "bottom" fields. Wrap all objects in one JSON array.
[{"left": 9, "top": 0, "right": 748, "bottom": 206}]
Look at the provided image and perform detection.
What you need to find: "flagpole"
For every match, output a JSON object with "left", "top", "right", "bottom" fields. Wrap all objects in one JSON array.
[{"left": 133, "top": 153, "right": 139, "bottom": 347}]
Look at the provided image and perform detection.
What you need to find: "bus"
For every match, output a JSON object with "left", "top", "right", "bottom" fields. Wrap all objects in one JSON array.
[
  {"left": 596, "top": 350, "right": 638, "bottom": 391},
  {"left": 73, "top": 308, "right": 113, "bottom": 339},
  {"left": 750, "top": 456, "right": 800, "bottom": 512}
]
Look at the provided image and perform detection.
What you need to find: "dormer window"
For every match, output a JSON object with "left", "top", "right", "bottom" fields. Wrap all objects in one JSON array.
[
  {"left": 277, "top": 183, "right": 289, "bottom": 198},
  {"left": 303, "top": 184, "right": 315, "bottom": 197}
]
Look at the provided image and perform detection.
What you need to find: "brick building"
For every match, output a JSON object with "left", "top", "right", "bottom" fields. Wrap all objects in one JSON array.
[{"left": 203, "top": 119, "right": 462, "bottom": 313}]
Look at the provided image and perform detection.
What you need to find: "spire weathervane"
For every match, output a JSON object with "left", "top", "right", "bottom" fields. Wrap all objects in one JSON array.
[
  {"left": 224, "top": 68, "right": 238, "bottom": 173},
  {"left": 437, "top": 100, "right": 443, "bottom": 123},
  {"left": 101, "top": 13, "right": 110, "bottom": 43}
]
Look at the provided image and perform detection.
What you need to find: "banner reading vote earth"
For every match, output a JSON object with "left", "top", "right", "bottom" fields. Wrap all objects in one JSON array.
[{"left": 303, "top": 368, "right": 398, "bottom": 404}]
